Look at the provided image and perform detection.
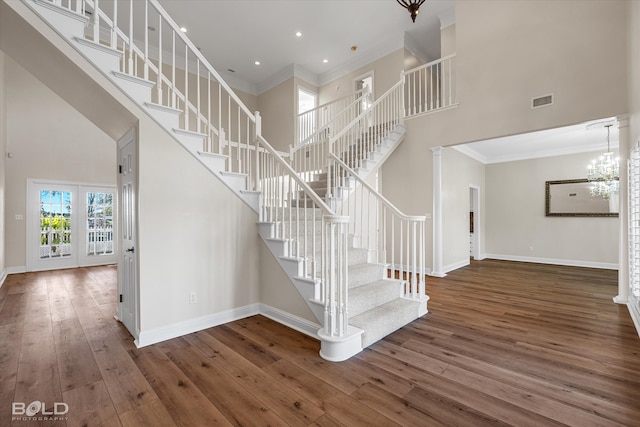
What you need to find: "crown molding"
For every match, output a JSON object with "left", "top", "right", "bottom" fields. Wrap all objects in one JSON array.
[
  {"left": 453, "top": 141, "right": 620, "bottom": 165},
  {"left": 255, "top": 63, "right": 319, "bottom": 95}
]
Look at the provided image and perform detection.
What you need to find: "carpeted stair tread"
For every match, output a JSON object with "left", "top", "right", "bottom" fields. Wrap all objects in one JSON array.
[
  {"left": 348, "top": 279, "right": 402, "bottom": 318},
  {"left": 350, "top": 298, "right": 421, "bottom": 348}
]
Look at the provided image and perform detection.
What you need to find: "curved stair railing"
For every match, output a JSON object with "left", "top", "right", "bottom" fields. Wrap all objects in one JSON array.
[{"left": 328, "top": 153, "right": 427, "bottom": 302}]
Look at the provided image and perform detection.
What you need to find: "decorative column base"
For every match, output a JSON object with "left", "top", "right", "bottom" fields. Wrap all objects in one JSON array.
[{"left": 318, "top": 326, "right": 364, "bottom": 362}]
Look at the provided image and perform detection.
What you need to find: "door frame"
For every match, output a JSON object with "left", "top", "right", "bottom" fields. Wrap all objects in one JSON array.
[
  {"left": 116, "top": 127, "right": 139, "bottom": 340},
  {"left": 469, "top": 185, "right": 482, "bottom": 261}
]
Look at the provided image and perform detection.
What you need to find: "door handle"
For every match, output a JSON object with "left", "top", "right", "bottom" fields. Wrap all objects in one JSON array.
[{"left": 126, "top": 247, "right": 135, "bottom": 253}]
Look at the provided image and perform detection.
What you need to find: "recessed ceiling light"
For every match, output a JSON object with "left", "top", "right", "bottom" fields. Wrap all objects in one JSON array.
[
  {"left": 295, "top": 31, "right": 303, "bottom": 37},
  {"left": 323, "top": 59, "right": 329, "bottom": 63},
  {"left": 180, "top": 27, "right": 187, "bottom": 33},
  {"left": 254, "top": 61, "right": 261, "bottom": 66}
]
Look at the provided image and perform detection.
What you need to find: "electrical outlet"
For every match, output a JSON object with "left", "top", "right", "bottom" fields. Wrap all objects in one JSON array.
[
  {"left": 15, "top": 214, "right": 23, "bottom": 220},
  {"left": 189, "top": 292, "right": 197, "bottom": 304}
]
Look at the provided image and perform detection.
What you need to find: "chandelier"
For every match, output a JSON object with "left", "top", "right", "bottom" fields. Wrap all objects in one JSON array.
[
  {"left": 587, "top": 124, "right": 619, "bottom": 199},
  {"left": 397, "top": 0, "right": 426, "bottom": 23}
]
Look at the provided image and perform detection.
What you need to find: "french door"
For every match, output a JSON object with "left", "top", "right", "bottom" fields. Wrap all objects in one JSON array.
[{"left": 27, "top": 180, "right": 117, "bottom": 271}]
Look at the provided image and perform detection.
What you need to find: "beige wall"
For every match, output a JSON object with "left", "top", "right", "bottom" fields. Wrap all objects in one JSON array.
[
  {"left": 319, "top": 49, "right": 404, "bottom": 104},
  {"left": 442, "top": 148, "right": 485, "bottom": 271},
  {"left": 258, "top": 78, "right": 295, "bottom": 152},
  {"left": 441, "top": 24, "right": 456, "bottom": 57},
  {"left": 485, "top": 152, "right": 619, "bottom": 267},
  {"left": 136, "top": 115, "right": 261, "bottom": 331},
  {"left": 3, "top": 56, "right": 116, "bottom": 270},
  {"left": 258, "top": 242, "right": 316, "bottom": 323}
]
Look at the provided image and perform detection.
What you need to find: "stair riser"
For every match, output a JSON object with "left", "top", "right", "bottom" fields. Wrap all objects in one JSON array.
[
  {"left": 349, "top": 264, "right": 385, "bottom": 288},
  {"left": 220, "top": 173, "right": 248, "bottom": 193},
  {"left": 349, "top": 283, "right": 402, "bottom": 318},
  {"left": 111, "top": 72, "right": 153, "bottom": 104},
  {"left": 74, "top": 40, "right": 122, "bottom": 74},
  {"left": 32, "top": 0, "right": 87, "bottom": 39}
]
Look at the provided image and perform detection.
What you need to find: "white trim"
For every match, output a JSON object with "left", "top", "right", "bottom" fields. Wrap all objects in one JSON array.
[
  {"left": 135, "top": 303, "right": 322, "bottom": 348},
  {"left": 259, "top": 303, "right": 321, "bottom": 339},
  {"left": 6, "top": 266, "right": 27, "bottom": 275},
  {"left": 484, "top": 253, "right": 619, "bottom": 270},
  {"left": 136, "top": 303, "right": 261, "bottom": 348},
  {"left": 0, "top": 270, "right": 6, "bottom": 289},
  {"left": 444, "top": 258, "right": 471, "bottom": 274}
]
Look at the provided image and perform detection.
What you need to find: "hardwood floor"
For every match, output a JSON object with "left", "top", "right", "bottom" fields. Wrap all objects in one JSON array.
[{"left": 1, "top": 260, "right": 639, "bottom": 426}]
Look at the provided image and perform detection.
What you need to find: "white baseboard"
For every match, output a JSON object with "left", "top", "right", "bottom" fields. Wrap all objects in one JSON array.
[
  {"left": 135, "top": 302, "right": 322, "bottom": 348},
  {"left": 136, "top": 303, "right": 261, "bottom": 348},
  {"left": 443, "top": 259, "right": 470, "bottom": 274},
  {"left": 6, "top": 266, "right": 27, "bottom": 275},
  {"left": 259, "top": 303, "right": 321, "bottom": 339},
  {"left": 484, "top": 254, "right": 619, "bottom": 270},
  {"left": 0, "top": 270, "right": 6, "bottom": 289}
]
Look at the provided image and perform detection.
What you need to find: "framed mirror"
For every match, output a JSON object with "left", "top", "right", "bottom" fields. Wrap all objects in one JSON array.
[{"left": 545, "top": 179, "right": 619, "bottom": 217}]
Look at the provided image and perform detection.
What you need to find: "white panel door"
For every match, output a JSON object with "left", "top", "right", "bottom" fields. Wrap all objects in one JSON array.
[{"left": 117, "top": 128, "right": 138, "bottom": 337}]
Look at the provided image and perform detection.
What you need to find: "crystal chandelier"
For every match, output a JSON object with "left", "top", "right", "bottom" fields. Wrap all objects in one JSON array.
[{"left": 587, "top": 124, "right": 619, "bottom": 199}]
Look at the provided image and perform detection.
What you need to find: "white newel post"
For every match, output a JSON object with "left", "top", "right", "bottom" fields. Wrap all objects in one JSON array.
[
  {"left": 615, "top": 115, "right": 630, "bottom": 304},
  {"left": 317, "top": 215, "right": 362, "bottom": 362},
  {"left": 431, "top": 146, "right": 446, "bottom": 277}
]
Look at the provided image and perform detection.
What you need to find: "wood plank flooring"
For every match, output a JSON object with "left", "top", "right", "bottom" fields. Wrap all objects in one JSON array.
[{"left": 1, "top": 260, "right": 639, "bottom": 426}]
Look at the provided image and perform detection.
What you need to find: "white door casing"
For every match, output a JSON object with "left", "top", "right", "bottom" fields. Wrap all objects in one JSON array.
[{"left": 117, "top": 128, "right": 138, "bottom": 339}]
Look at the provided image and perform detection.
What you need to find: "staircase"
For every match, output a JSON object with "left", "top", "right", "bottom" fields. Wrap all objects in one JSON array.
[{"left": 20, "top": 0, "right": 438, "bottom": 362}]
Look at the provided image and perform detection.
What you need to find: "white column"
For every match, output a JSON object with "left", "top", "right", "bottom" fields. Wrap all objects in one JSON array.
[
  {"left": 430, "top": 146, "right": 446, "bottom": 277},
  {"left": 615, "top": 115, "right": 630, "bottom": 304}
]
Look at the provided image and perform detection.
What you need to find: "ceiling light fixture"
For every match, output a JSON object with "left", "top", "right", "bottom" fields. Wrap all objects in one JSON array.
[
  {"left": 587, "top": 124, "right": 619, "bottom": 199},
  {"left": 397, "top": 0, "right": 426, "bottom": 23},
  {"left": 295, "top": 31, "right": 303, "bottom": 37},
  {"left": 180, "top": 26, "right": 187, "bottom": 33},
  {"left": 323, "top": 59, "right": 328, "bottom": 63},
  {"left": 254, "top": 61, "right": 261, "bottom": 65}
]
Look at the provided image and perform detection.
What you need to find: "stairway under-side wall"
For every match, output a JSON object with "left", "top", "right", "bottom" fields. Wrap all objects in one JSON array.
[{"left": 19, "top": 0, "right": 429, "bottom": 362}]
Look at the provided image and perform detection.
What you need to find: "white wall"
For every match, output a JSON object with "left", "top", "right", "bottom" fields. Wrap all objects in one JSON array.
[
  {"left": 442, "top": 148, "right": 485, "bottom": 272},
  {"left": 485, "top": 152, "right": 619, "bottom": 268},
  {"left": 3, "top": 56, "right": 116, "bottom": 270}
]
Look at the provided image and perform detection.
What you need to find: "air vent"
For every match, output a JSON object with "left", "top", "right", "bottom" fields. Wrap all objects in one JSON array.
[{"left": 532, "top": 94, "right": 553, "bottom": 108}]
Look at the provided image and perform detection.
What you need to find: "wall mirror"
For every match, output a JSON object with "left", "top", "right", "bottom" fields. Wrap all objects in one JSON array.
[{"left": 545, "top": 179, "right": 619, "bottom": 217}]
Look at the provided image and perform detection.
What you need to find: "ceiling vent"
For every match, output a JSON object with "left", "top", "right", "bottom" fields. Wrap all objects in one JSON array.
[{"left": 532, "top": 94, "right": 553, "bottom": 109}]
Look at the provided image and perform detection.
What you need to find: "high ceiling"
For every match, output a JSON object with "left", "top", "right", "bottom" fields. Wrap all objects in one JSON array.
[
  {"left": 453, "top": 118, "right": 620, "bottom": 164},
  {"left": 157, "top": 0, "right": 455, "bottom": 93}
]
